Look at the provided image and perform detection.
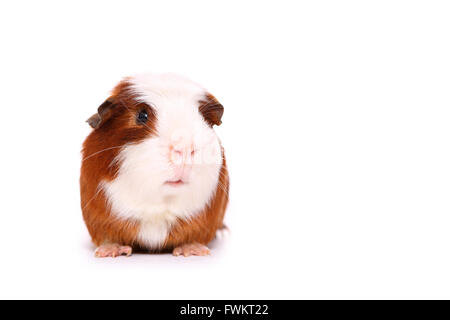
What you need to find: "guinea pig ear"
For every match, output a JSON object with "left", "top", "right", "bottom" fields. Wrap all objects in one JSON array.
[
  {"left": 86, "top": 98, "right": 116, "bottom": 129},
  {"left": 199, "top": 93, "right": 224, "bottom": 127}
]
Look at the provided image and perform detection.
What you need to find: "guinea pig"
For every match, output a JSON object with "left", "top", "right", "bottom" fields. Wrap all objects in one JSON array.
[{"left": 80, "top": 73, "right": 229, "bottom": 257}]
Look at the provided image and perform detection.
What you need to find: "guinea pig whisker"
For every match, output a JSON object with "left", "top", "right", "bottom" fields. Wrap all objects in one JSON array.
[
  {"left": 216, "top": 181, "right": 229, "bottom": 196},
  {"left": 82, "top": 145, "right": 130, "bottom": 162},
  {"left": 205, "top": 171, "right": 229, "bottom": 196},
  {"left": 81, "top": 184, "right": 104, "bottom": 211}
]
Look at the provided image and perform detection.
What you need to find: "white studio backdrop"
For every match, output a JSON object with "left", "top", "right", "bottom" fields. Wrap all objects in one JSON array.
[{"left": 0, "top": 0, "right": 449, "bottom": 299}]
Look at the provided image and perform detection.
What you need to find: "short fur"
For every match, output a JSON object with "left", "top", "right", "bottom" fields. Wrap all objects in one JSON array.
[{"left": 80, "top": 73, "right": 229, "bottom": 252}]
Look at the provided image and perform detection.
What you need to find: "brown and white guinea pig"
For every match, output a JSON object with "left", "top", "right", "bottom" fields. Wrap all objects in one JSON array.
[{"left": 80, "top": 73, "right": 229, "bottom": 258}]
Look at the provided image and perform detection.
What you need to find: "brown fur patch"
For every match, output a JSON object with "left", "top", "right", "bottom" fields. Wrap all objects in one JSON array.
[{"left": 199, "top": 93, "right": 224, "bottom": 127}]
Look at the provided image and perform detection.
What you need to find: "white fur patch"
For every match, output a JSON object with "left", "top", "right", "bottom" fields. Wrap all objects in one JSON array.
[{"left": 102, "top": 73, "right": 222, "bottom": 249}]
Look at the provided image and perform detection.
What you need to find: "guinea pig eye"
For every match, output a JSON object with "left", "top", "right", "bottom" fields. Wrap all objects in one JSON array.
[{"left": 137, "top": 109, "right": 149, "bottom": 124}]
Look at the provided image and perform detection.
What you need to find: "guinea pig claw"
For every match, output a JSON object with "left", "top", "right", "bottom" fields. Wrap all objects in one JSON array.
[
  {"left": 94, "top": 244, "right": 132, "bottom": 258},
  {"left": 172, "top": 243, "right": 211, "bottom": 257},
  {"left": 119, "top": 246, "right": 132, "bottom": 257}
]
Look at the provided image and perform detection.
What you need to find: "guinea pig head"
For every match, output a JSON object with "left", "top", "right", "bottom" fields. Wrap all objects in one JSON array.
[{"left": 87, "top": 73, "right": 224, "bottom": 218}]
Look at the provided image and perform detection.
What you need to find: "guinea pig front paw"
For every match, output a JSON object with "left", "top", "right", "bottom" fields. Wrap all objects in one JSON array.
[
  {"left": 94, "top": 244, "right": 132, "bottom": 258},
  {"left": 172, "top": 243, "right": 211, "bottom": 257}
]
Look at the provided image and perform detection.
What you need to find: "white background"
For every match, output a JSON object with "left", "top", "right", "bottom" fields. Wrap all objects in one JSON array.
[{"left": 0, "top": 0, "right": 449, "bottom": 299}]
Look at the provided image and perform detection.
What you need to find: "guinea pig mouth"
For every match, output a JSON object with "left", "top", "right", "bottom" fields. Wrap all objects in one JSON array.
[{"left": 164, "top": 179, "right": 186, "bottom": 187}]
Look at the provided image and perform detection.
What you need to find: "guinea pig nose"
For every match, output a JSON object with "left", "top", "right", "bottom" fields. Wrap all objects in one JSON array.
[
  {"left": 170, "top": 146, "right": 192, "bottom": 163},
  {"left": 170, "top": 143, "right": 195, "bottom": 159}
]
